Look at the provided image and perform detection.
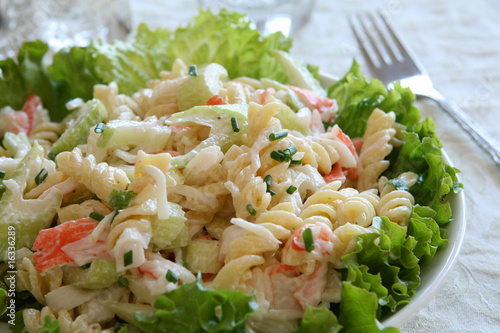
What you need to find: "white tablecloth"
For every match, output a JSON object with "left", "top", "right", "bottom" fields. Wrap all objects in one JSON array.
[{"left": 131, "top": 1, "right": 500, "bottom": 332}]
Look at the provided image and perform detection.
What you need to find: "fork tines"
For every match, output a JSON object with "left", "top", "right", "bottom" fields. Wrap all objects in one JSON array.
[{"left": 348, "top": 11, "right": 421, "bottom": 72}]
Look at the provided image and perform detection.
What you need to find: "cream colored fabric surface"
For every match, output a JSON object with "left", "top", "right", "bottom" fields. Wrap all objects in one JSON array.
[{"left": 132, "top": 0, "right": 500, "bottom": 332}]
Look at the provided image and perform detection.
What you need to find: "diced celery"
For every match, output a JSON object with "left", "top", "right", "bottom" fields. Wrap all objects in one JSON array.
[
  {"left": 275, "top": 103, "right": 310, "bottom": 135},
  {"left": 184, "top": 239, "right": 223, "bottom": 274},
  {"left": 271, "top": 50, "right": 326, "bottom": 97},
  {"left": 151, "top": 202, "right": 189, "bottom": 250},
  {"left": 63, "top": 260, "right": 119, "bottom": 289},
  {"left": 205, "top": 216, "right": 232, "bottom": 240},
  {"left": 0, "top": 143, "right": 63, "bottom": 260},
  {"left": 96, "top": 119, "right": 171, "bottom": 151},
  {"left": 51, "top": 99, "right": 107, "bottom": 154},
  {"left": 177, "top": 63, "right": 228, "bottom": 110},
  {"left": 167, "top": 104, "right": 248, "bottom": 168},
  {"left": 106, "top": 301, "right": 153, "bottom": 325}
]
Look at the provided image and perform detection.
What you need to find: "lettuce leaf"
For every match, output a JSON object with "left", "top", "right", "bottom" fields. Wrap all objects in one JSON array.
[
  {"left": 168, "top": 9, "right": 291, "bottom": 82},
  {"left": 294, "top": 306, "right": 342, "bottom": 333},
  {"left": 327, "top": 60, "right": 420, "bottom": 138},
  {"left": 342, "top": 217, "right": 421, "bottom": 313},
  {"left": 339, "top": 283, "right": 399, "bottom": 333},
  {"left": 0, "top": 41, "right": 70, "bottom": 122},
  {"left": 134, "top": 275, "right": 258, "bottom": 333}
]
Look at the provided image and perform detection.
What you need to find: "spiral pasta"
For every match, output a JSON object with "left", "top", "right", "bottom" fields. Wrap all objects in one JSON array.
[
  {"left": 357, "top": 109, "right": 398, "bottom": 191},
  {"left": 93, "top": 82, "right": 142, "bottom": 121},
  {"left": 56, "top": 148, "right": 130, "bottom": 201},
  {"left": 377, "top": 172, "right": 418, "bottom": 226},
  {"left": 23, "top": 306, "right": 114, "bottom": 333},
  {"left": 16, "top": 250, "right": 63, "bottom": 304},
  {"left": 28, "top": 121, "right": 64, "bottom": 154}
]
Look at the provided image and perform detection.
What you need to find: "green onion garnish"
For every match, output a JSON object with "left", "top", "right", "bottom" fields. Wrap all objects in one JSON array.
[
  {"left": 35, "top": 168, "right": 48, "bottom": 186},
  {"left": 188, "top": 64, "right": 198, "bottom": 76},
  {"left": 290, "top": 159, "right": 302, "bottom": 165},
  {"left": 108, "top": 189, "right": 136, "bottom": 211},
  {"left": 118, "top": 277, "right": 129, "bottom": 287},
  {"left": 123, "top": 250, "right": 133, "bottom": 267},
  {"left": 264, "top": 175, "right": 275, "bottom": 195},
  {"left": 303, "top": 227, "right": 315, "bottom": 252},
  {"left": 246, "top": 204, "right": 257, "bottom": 216},
  {"left": 286, "top": 185, "right": 297, "bottom": 194},
  {"left": 0, "top": 170, "right": 5, "bottom": 179},
  {"left": 48, "top": 152, "right": 57, "bottom": 161},
  {"left": 81, "top": 263, "right": 91, "bottom": 269},
  {"left": 89, "top": 212, "right": 105, "bottom": 221},
  {"left": 287, "top": 145, "right": 298, "bottom": 156},
  {"left": 264, "top": 175, "right": 272, "bottom": 187},
  {"left": 271, "top": 145, "right": 298, "bottom": 163},
  {"left": 94, "top": 122, "right": 105, "bottom": 133},
  {"left": 270, "top": 150, "right": 285, "bottom": 162},
  {"left": 230, "top": 117, "right": 240, "bottom": 132},
  {"left": 269, "top": 130, "right": 288, "bottom": 141},
  {"left": 166, "top": 269, "right": 179, "bottom": 283},
  {"left": 91, "top": 193, "right": 101, "bottom": 201}
]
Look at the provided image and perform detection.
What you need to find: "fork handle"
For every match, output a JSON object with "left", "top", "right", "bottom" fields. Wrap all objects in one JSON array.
[{"left": 428, "top": 95, "right": 500, "bottom": 167}]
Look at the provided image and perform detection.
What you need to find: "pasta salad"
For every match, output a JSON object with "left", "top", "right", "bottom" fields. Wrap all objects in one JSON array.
[{"left": 0, "top": 9, "right": 462, "bottom": 333}]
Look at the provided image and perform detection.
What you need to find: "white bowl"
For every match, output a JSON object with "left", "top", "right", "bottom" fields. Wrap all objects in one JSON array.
[{"left": 320, "top": 72, "right": 467, "bottom": 328}]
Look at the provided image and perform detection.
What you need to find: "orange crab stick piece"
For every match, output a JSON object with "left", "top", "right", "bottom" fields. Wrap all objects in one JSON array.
[{"left": 33, "top": 217, "right": 99, "bottom": 273}]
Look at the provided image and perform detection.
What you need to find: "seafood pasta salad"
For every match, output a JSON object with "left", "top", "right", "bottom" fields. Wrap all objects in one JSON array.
[{"left": 0, "top": 10, "right": 462, "bottom": 333}]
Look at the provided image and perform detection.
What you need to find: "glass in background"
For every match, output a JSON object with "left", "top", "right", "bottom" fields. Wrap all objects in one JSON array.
[
  {"left": 198, "top": 0, "right": 316, "bottom": 37},
  {"left": 0, "top": 0, "right": 131, "bottom": 60}
]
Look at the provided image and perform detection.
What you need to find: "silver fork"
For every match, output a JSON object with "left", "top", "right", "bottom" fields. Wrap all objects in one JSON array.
[{"left": 349, "top": 11, "right": 500, "bottom": 168}]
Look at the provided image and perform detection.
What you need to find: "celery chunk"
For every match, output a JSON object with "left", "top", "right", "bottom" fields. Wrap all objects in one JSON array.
[
  {"left": 184, "top": 239, "right": 223, "bottom": 274},
  {"left": 51, "top": 99, "right": 107, "bottom": 154},
  {"left": 177, "top": 63, "right": 228, "bottom": 110},
  {"left": 63, "top": 259, "right": 119, "bottom": 289},
  {"left": 96, "top": 119, "right": 171, "bottom": 151},
  {"left": 151, "top": 202, "right": 189, "bottom": 250}
]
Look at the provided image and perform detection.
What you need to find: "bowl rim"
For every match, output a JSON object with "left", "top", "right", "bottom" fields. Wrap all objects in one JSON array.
[{"left": 319, "top": 71, "right": 467, "bottom": 327}]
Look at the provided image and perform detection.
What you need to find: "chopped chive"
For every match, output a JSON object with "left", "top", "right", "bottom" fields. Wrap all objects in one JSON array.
[
  {"left": 0, "top": 170, "right": 5, "bottom": 179},
  {"left": 118, "top": 277, "right": 129, "bottom": 287},
  {"left": 287, "top": 145, "right": 298, "bottom": 156},
  {"left": 286, "top": 185, "right": 297, "bottom": 194},
  {"left": 123, "top": 250, "right": 133, "bottom": 267},
  {"left": 108, "top": 189, "right": 136, "bottom": 211},
  {"left": 35, "top": 168, "right": 48, "bottom": 186},
  {"left": 246, "top": 204, "right": 257, "bottom": 216},
  {"left": 91, "top": 193, "right": 101, "bottom": 201},
  {"left": 81, "top": 263, "right": 91, "bottom": 269},
  {"left": 303, "top": 227, "right": 315, "bottom": 252},
  {"left": 290, "top": 159, "right": 302, "bottom": 165},
  {"left": 48, "top": 151, "right": 57, "bottom": 161},
  {"left": 166, "top": 269, "right": 179, "bottom": 283},
  {"left": 264, "top": 175, "right": 272, "bottom": 187},
  {"left": 271, "top": 145, "right": 298, "bottom": 163},
  {"left": 0, "top": 184, "right": 5, "bottom": 194},
  {"left": 264, "top": 175, "right": 275, "bottom": 195},
  {"left": 230, "top": 117, "right": 240, "bottom": 132},
  {"left": 188, "top": 64, "right": 198, "bottom": 76},
  {"left": 89, "top": 212, "right": 105, "bottom": 221},
  {"left": 269, "top": 130, "right": 288, "bottom": 141},
  {"left": 270, "top": 150, "right": 285, "bottom": 162},
  {"left": 94, "top": 122, "right": 105, "bottom": 133}
]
